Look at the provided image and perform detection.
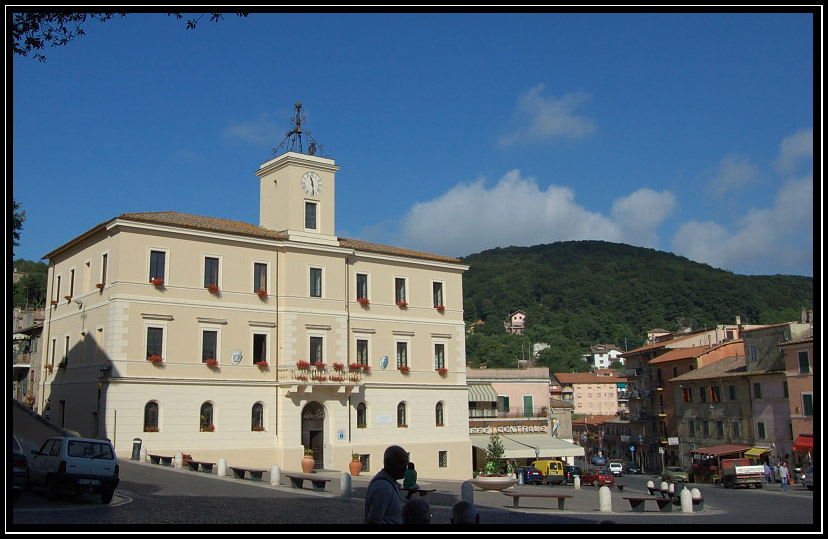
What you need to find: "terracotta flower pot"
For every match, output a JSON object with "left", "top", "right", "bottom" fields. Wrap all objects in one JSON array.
[
  {"left": 349, "top": 459, "right": 363, "bottom": 476},
  {"left": 302, "top": 455, "right": 315, "bottom": 473}
]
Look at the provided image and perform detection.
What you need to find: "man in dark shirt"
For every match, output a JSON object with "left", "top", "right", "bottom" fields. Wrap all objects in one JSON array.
[{"left": 364, "top": 445, "right": 409, "bottom": 524}]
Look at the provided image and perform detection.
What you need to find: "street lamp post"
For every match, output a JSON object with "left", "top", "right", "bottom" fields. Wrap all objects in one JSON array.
[{"left": 638, "top": 434, "right": 644, "bottom": 472}]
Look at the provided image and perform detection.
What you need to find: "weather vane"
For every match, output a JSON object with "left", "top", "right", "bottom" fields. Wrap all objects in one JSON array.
[{"left": 272, "top": 102, "right": 325, "bottom": 157}]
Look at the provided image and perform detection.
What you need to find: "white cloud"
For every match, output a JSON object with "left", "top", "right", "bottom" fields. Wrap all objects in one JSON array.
[
  {"left": 498, "top": 84, "right": 596, "bottom": 147},
  {"left": 671, "top": 175, "right": 813, "bottom": 275},
  {"left": 223, "top": 113, "right": 281, "bottom": 145},
  {"left": 395, "top": 170, "right": 675, "bottom": 257},
  {"left": 705, "top": 154, "right": 760, "bottom": 197},
  {"left": 773, "top": 127, "right": 813, "bottom": 176}
]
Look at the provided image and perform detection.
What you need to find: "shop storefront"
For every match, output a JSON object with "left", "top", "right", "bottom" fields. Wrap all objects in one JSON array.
[{"left": 469, "top": 421, "right": 584, "bottom": 471}]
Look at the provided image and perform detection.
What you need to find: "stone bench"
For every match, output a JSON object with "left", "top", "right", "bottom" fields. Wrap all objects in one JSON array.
[
  {"left": 148, "top": 454, "right": 174, "bottom": 466},
  {"left": 402, "top": 487, "right": 436, "bottom": 500},
  {"left": 230, "top": 466, "right": 267, "bottom": 482},
  {"left": 185, "top": 460, "right": 216, "bottom": 473},
  {"left": 623, "top": 496, "right": 676, "bottom": 512},
  {"left": 284, "top": 472, "right": 332, "bottom": 492},
  {"left": 503, "top": 492, "right": 573, "bottom": 510}
]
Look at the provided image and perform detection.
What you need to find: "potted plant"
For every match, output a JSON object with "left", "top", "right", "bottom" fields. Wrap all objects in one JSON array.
[
  {"left": 200, "top": 416, "right": 215, "bottom": 432},
  {"left": 302, "top": 448, "right": 315, "bottom": 473},
  {"left": 399, "top": 365, "right": 411, "bottom": 373},
  {"left": 147, "top": 354, "right": 163, "bottom": 364},
  {"left": 251, "top": 424, "right": 265, "bottom": 432},
  {"left": 332, "top": 362, "right": 345, "bottom": 371},
  {"left": 206, "top": 284, "right": 220, "bottom": 295},
  {"left": 95, "top": 282, "right": 105, "bottom": 290},
  {"left": 50, "top": 300, "right": 58, "bottom": 306},
  {"left": 315, "top": 362, "right": 327, "bottom": 370},
  {"left": 255, "top": 360, "right": 268, "bottom": 369},
  {"left": 348, "top": 363, "right": 362, "bottom": 371},
  {"left": 150, "top": 278, "right": 164, "bottom": 286},
  {"left": 357, "top": 297, "right": 370, "bottom": 307},
  {"left": 144, "top": 426, "right": 159, "bottom": 432},
  {"left": 256, "top": 288, "right": 267, "bottom": 299},
  {"left": 469, "top": 433, "right": 517, "bottom": 491},
  {"left": 396, "top": 301, "right": 408, "bottom": 308},
  {"left": 436, "top": 305, "right": 445, "bottom": 312},
  {"left": 437, "top": 367, "right": 448, "bottom": 376},
  {"left": 204, "top": 358, "right": 218, "bottom": 369},
  {"left": 296, "top": 360, "right": 310, "bottom": 370},
  {"left": 349, "top": 453, "right": 363, "bottom": 476}
]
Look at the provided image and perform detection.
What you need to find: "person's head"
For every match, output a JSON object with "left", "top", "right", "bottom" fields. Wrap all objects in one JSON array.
[
  {"left": 383, "top": 445, "right": 409, "bottom": 480},
  {"left": 402, "top": 497, "right": 431, "bottom": 525},
  {"left": 408, "top": 462, "right": 415, "bottom": 471},
  {"left": 451, "top": 500, "right": 479, "bottom": 524}
]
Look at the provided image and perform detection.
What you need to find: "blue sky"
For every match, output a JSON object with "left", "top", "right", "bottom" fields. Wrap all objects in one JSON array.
[{"left": 11, "top": 12, "right": 816, "bottom": 276}]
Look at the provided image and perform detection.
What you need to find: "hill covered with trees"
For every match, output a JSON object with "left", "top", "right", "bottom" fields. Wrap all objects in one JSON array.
[{"left": 461, "top": 241, "right": 813, "bottom": 372}]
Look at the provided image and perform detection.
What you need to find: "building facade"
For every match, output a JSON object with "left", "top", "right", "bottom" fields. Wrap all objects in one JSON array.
[
  {"left": 782, "top": 329, "right": 814, "bottom": 467},
  {"left": 38, "top": 150, "right": 473, "bottom": 480}
]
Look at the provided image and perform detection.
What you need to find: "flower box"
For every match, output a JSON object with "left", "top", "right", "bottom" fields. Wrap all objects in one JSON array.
[
  {"left": 314, "top": 362, "right": 327, "bottom": 370},
  {"left": 150, "top": 278, "right": 164, "bottom": 286},
  {"left": 143, "top": 426, "right": 159, "bottom": 432},
  {"left": 349, "top": 363, "right": 362, "bottom": 371},
  {"left": 251, "top": 425, "right": 265, "bottom": 432},
  {"left": 204, "top": 358, "right": 218, "bottom": 368},
  {"left": 50, "top": 300, "right": 58, "bottom": 306},
  {"left": 399, "top": 365, "right": 411, "bottom": 373},
  {"left": 332, "top": 362, "right": 345, "bottom": 371},
  {"left": 396, "top": 301, "right": 408, "bottom": 308},
  {"left": 357, "top": 297, "right": 370, "bottom": 306},
  {"left": 44, "top": 364, "right": 54, "bottom": 372},
  {"left": 361, "top": 365, "right": 371, "bottom": 373},
  {"left": 256, "top": 288, "right": 267, "bottom": 298},
  {"left": 95, "top": 283, "right": 105, "bottom": 290},
  {"left": 206, "top": 284, "right": 220, "bottom": 294},
  {"left": 296, "top": 360, "right": 310, "bottom": 370},
  {"left": 64, "top": 295, "right": 72, "bottom": 301},
  {"left": 436, "top": 305, "right": 445, "bottom": 312},
  {"left": 200, "top": 424, "right": 215, "bottom": 432},
  {"left": 255, "top": 360, "right": 269, "bottom": 369},
  {"left": 437, "top": 367, "right": 448, "bottom": 376},
  {"left": 147, "top": 355, "right": 163, "bottom": 364}
]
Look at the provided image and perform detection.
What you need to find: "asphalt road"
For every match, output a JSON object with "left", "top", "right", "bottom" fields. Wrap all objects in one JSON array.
[{"left": 9, "top": 461, "right": 818, "bottom": 531}]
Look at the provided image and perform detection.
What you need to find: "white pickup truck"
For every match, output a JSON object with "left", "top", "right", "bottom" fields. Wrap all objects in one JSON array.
[
  {"left": 28, "top": 436, "right": 120, "bottom": 503},
  {"left": 721, "top": 457, "right": 764, "bottom": 489}
]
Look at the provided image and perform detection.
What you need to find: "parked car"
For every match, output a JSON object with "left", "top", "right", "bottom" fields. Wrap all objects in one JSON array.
[
  {"left": 801, "top": 466, "right": 813, "bottom": 491},
  {"left": 530, "top": 459, "right": 565, "bottom": 485},
  {"left": 564, "top": 465, "right": 582, "bottom": 484},
  {"left": 662, "top": 466, "right": 690, "bottom": 483},
  {"left": 28, "top": 436, "right": 120, "bottom": 503},
  {"left": 625, "top": 461, "right": 642, "bottom": 474},
  {"left": 581, "top": 467, "right": 615, "bottom": 487},
  {"left": 609, "top": 462, "right": 624, "bottom": 476},
  {"left": 12, "top": 436, "right": 29, "bottom": 502},
  {"left": 514, "top": 466, "right": 544, "bottom": 485}
]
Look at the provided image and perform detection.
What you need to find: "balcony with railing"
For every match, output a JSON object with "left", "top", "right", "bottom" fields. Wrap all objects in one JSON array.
[{"left": 276, "top": 364, "right": 364, "bottom": 387}]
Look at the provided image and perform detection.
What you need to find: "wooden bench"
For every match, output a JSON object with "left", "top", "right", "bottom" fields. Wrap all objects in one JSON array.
[
  {"left": 284, "top": 472, "right": 332, "bottom": 492},
  {"left": 185, "top": 460, "right": 216, "bottom": 473},
  {"left": 148, "top": 454, "right": 174, "bottom": 466},
  {"left": 623, "top": 496, "right": 676, "bottom": 512},
  {"left": 230, "top": 466, "right": 267, "bottom": 482},
  {"left": 503, "top": 492, "right": 573, "bottom": 510},
  {"left": 402, "top": 487, "right": 436, "bottom": 500}
]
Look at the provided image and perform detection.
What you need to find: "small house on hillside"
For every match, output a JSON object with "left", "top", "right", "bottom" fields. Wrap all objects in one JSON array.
[{"left": 504, "top": 310, "right": 526, "bottom": 335}]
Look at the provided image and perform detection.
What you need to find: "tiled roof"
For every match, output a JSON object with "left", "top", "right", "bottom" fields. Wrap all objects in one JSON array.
[
  {"left": 781, "top": 327, "right": 813, "bottom": 346},
  {"left": 647, "top": 343, "right": 743, "bottom": 365},
  {"left": 118, "top": 212, "right": 462, "bottom": 263},
  {"left": 467, "top": 367, "right": 550, "bottom": 379},
  {"left": 553, "top": 372, "right": 623, "bottom": 385},
  {"left": 669, "top": 355, "right": 747, "bottom": 382}
]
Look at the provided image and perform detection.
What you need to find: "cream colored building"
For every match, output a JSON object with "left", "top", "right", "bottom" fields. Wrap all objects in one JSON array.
[{"left": 38, "top": 150, "right": 472, "bottom": 480}]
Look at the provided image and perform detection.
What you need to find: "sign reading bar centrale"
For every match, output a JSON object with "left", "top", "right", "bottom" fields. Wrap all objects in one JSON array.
[{"left": 470, "top": 424, "right": 548, "bottom": 435}]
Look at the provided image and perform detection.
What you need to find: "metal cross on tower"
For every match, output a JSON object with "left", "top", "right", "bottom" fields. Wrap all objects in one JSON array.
[{"left": 272, "top": 102, "right": 325, "bottom": 157}]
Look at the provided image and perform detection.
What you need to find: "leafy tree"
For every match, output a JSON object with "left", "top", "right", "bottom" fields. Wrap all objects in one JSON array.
[
  {"left": 484, "top": 433, "right": 506, "bottom": 475},
  {"left": 13, "top": 199, "right": 25, "bottom": 255},
  {"left": 12, "top": 12, "right": 248, "bottom": 62},
  {"left": 13, "top": 259, "right": 48, "bottom": 308}
]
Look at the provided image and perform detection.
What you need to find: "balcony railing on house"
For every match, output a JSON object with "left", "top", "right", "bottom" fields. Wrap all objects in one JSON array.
[
  {"left": 276, "top": 366, "right": 363, "bottom": 386},
  {"left": 12, "top": 352, "right": 35, "bottom": 367},
  {"left": 470, "top": 406, "right": 550, "bottom": 419}
]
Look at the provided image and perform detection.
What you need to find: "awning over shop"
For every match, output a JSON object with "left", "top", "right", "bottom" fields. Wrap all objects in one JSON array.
[
  {"left": 468, "top": 384, "right": 497, "bottom": 402},
  {"left": 690, "top": 444, "right": 751, "bottom": 457},
  {"left": 793, "top": 435, "right": 813, "bottom": 451},
  {"left": 13, "top": 333, "right": 31, "bottom": 340},
  {"left": 470, "top": 434, "right": 585, "bottom": 459},
  {"left": 744, "top": 447, "right": 771, "bottom": 457}
]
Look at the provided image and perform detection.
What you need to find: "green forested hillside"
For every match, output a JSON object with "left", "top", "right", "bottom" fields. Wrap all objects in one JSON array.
[{"left": 461, "top": 241, "right": 813, "bottom": 372}]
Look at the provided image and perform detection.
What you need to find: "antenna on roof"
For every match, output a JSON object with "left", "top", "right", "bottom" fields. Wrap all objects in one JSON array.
[{"left": 272, "top": 102, "right": 326, "bottom": 158}]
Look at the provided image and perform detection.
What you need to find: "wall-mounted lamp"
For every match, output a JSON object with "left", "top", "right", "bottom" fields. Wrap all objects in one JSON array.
[{"left": 73, "top": 299, "right": 83, "bottom": 308}]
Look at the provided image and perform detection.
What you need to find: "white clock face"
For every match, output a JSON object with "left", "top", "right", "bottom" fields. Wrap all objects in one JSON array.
[{"left": 301, "top": 171, "right": 322, "bottom": 196}]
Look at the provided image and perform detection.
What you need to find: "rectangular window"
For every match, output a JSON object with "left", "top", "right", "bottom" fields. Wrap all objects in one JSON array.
[
  {"left": 55, "top": 275, "right": 61, "bottom": 302},
  {"left": 783, "top": 380, "right": 788, "bottom": 398},
  {"left": 753, "top": 382, "right": 762, "bottom": 399},
  {"left": 254, "top": 263, "right": 267, "bottom": 293},
  {"left": 150, "top": 250, "right": 166, "bottom": 282},
  {"left": 798, "top": 350, "right": 810, "bottom": 373},
  {"left": 202, "top": 331, "right": 218, "bottom": 362},
  {"left": 305, "top": 201, "right": 317, "bottom": 229},
  {"left": 434, "top": 343, "right": 445, "bottom": 370},
  {"left": 356, "top": 339, "right": 368, "bottom": 365},
  {"left": 146, "top": 327, "right": 163, "bottom": 359},
  {"left": 497, "top": 395, "right": 510, "bottom": 413},
  {"left": 688, "top": 421, "right": 695, "bottom": 436},
  {"left": 728, "top": 385, "right": 737, "bottom": 400},
  {"left": 356, "top": 273, "right": 368, "bottom": 300},
  {"left": 702, "top": 421, "right": 709, "bottom": 436},
  {"left": 432, "top": 282, "right": 444, "bottom": 307},
  {"left": 69, "top": 269, "right": 75, "bottom": 298},
  {"left": 396, "top": 342, "right": 408, "bottom": 368},
  {"left": 699, "top": 386, "right": 707, "bottom": 403},
  {"left": 802, "top": 394, "right": 813, "bottom": 416},
  {"left": 83, "top": 261, "right": 91, "bottom": 293},
  {"left": 310, "top": 268, "right": 322, "bottom": 297},
  {"left": 757, "top": 421, "right": 766, "bottom": 439},
  {"left": 310, "top": 336, "right": 323, "bottom": 366},
  {"left": 716, "top": 420, "right": 724, "bottom": 436},
  {"left": 64, "top": 335, "right": 70, "bottom": 367},
  {"left": 204, "top": 257, "right": 219, "bottom": 287},
  {"left": 522, "top": 395, "right": 534, "bottom": 418},
  {"left": 395, "top": 277, "right": 406, "bottom": 304},
  {"left": 681, "top": 387, "right": 693, "bottom": 403},
  {"left": 732, "top": 421, "right": 740, "bottom": 437},
  {"left": 100, "top": 253, "right": 108, "bottom": 285},
  {"left": 439, "top": 451, "right": 448, "bottom": 468},
  {"left": 253, "top": 334, "right": 267, "bottom": 364},
  {"left": 710, "top": 386, "right": 721, "bottom": 403},
  {"left": 748, "top": 345, "right": 757, "bottom": 363}
]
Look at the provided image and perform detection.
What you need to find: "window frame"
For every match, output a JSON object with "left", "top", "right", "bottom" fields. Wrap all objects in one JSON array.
[
  {"left": 309, "top": 335, "right": 324, "bottom": 366},
  {"left": 253, "top": 261, "right": 268, "bottom": 294},
  {"left": 397, "top": 402, "right": 407, "bottom": 428},
  {"left": 432, "top": 281, "right": 444, "bottom": 308},
  {"left": 797, "top": 350, "right": 810, "bottom": 373},
  {"left": 144, "top": 401, "right": 159, "bottom": 432},
  {"left": 149, "top": 249, "right": 168, "bottom": 282},
  {"left": 305, "top": 201, "right": 317, "bottom": 230},
  {"left": 204, "top": 256, "right": 220, "bottom": 288},
  {"left": 309, "top": 267, "right": 323, "bottom": 298},
  {"left": 251, "top": 402, "right": 264, "bottom": 431},
  {"left": 146, "top": 325, "right": 165, "bottom": 360},
  {"left": 356, "top": 273, "right": 369, "bottom": 300},
  {"left": 394, "top": 277, "right": 407, "bottom": 304},
  {"left": 396, "top": 341, "right": 409, "bottom": 369},
  {"left": 201, "top": 329, "right": 219, "bottom": 363},
  {"left": 434, "top": 342, "right": 446, "bottom": 370}
]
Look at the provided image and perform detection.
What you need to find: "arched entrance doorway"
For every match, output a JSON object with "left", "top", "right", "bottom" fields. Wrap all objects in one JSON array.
[{"left": 301, "top": 402, "right": 325, "bottom": 470}]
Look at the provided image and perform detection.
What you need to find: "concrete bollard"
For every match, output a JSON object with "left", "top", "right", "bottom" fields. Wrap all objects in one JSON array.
[
  {"left": 341, "top": 473, "right": 352, "bottom": 497},
  {"left": 174, "top": 450, "right": 183, "bottom": 469},
  {"left": 599, "top": 485, "right": 612, "bottom": 513},
  {"left": 680, "top": 486, "right": 692, "bottom": 512},
  {"left": 691, "top": 487, "right": 703, "bottom": 511},
  {"left": 461, "top": 481, "right": 474, "bottom": 503},
  {"left": 646, "top": 480, "right": 654, "bottom": 494},
  {"left": 270, "top": 465, "right": 281, "bottom": 486},
  {"left": 140, "top": 447, "right": 148, "bottom": 462},
  {"left": 218, "top": 458, "right": 227, "bottom": 477},
  {"left": 668, "top": 483, "right": 675, "bottom": 496},
  {"left": 660, "top": 481, "right": 669, "bottom": 493},
  {"left": 574, "top": 476, "right": 581, "bottom": 490}
]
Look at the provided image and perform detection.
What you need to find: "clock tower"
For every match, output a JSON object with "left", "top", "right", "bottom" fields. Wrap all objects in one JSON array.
[{"left": 256, "top": 103, "right": 339, "bottom": 245}]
